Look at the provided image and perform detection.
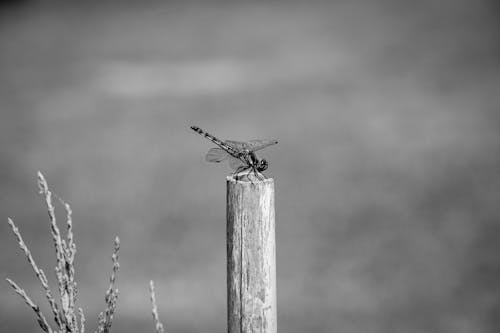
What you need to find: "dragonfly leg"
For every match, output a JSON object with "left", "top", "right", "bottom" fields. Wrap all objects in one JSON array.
[
  {"left": 246, "top": 167, "right": 264, "bottom": 184},
  {"left": 252, "top": 168, "right": 265, "bottom": 181},
  {"left": 233, "top": 165, "right": 249, "bottom": 180},
  {"left": 246, "top": 168, "right": 254, "bottom": 184}
]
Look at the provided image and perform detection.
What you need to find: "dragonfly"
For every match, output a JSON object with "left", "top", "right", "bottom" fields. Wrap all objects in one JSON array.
[{"left": 191, "top": 126, "right": 278, "bottom": 180}]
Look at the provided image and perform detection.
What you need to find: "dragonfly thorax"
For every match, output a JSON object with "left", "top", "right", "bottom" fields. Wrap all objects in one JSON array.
[
  {"left": 237, "top": 150, "right": 269, "bottom": 173},
  {"left": 246, "top": 152, "right": 268, "bottom": 172}
]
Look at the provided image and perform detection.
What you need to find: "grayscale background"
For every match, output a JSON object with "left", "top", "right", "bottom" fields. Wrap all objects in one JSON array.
[{"left": 1, "top": 1, "right": 499, "bottom": 332}]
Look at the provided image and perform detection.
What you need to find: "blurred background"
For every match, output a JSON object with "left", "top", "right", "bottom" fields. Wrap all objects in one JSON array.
[{"left": 1, "top": 0, "right": 499, "bottom": 332}]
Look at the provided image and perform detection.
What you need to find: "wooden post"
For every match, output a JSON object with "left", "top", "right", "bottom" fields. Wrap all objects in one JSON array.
[{"left": 226, "top": 176, "right": 277, "bottom": 333}]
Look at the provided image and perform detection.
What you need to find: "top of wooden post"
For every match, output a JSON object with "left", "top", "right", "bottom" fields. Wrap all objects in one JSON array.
[{"left": 226, "top": 174, "right": 274, "bottom": 185}]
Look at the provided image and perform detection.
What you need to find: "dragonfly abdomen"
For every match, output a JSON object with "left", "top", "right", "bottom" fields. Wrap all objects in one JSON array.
[{"left": 190, "top": 126, "right": 241, "bottom": 157}]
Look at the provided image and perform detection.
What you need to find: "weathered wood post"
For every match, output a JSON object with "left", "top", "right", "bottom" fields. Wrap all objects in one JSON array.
[{"left": 226, "top": 176, "right": 277, "bottom": 333}]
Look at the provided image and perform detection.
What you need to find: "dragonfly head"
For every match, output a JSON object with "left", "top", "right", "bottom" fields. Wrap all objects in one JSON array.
[{"left": 257, "top": 159, "right": 269, "bottom": 172}]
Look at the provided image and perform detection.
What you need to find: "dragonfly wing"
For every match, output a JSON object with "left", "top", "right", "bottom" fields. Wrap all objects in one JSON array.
[
  {"left": 247, "top": 139, "right": 279, "bottom": 152},
  {"left": 228, "top": 156, "right": 247, "bottom": 170},
  {"left": 205, "top": 148, "right": 229, "bottom": 163},
  {"left": 224, "top": 140, "right": 250, "bottom": 151}
]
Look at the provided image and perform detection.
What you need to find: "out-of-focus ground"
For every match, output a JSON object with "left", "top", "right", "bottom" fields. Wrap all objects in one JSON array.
[{"left": 1, "top": 1, "right": 499, "bottom": 332}]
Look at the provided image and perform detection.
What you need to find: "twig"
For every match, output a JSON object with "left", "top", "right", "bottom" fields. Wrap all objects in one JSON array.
[
  {"left": 79, "top": 307, "right": 85, "bottom": 333},
  {"left": 95, "top": 237, "right": 120, "bottom": 333},
  {"left": 6, "top": 278, "right": 53, "bottom": 333},
  {"left": 149, "top": 280, "right": 165, "bottom": 333},
  {"left": 58, "top": 196, "right": 78, "bottom": 331},
  {"left": 7, "top": 218, "right": 62, "bottom": 329},
  {"left": 37, "top": 172, "right": 69, "bottom": 330}
]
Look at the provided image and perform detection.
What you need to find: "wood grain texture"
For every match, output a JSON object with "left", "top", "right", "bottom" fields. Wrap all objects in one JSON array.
[{"left": 227, "top": 176, "right": 276, "bottom": 333}]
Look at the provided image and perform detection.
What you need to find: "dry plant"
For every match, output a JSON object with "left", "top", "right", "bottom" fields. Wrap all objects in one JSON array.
[
  {"left": 149, "top": 280, "right": 165, "bottom": 333},
  {"left": 6, "top": 172, "right": 120, "bottom": 333}
]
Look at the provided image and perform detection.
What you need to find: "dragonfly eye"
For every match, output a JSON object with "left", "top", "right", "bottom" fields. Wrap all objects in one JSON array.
[{"left": 259, "top": 159, "right": 269, "bottom": 171}]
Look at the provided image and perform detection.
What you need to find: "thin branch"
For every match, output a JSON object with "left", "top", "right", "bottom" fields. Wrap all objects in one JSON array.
[
  {"left": 7, "top": 218, "right": 63, "bottom": 329},
  {"left": 37, "top": 172, "right": 65, "bottom": 269},
  {"left": 37, "top": 172, "right": 68, "bottom": 330},
  {"left": 149, "top": 280, "right": 165, "bottom": 333},
  {"left": 95, "top": 237, "right": 120, "bottom": 333},
  {"left": 57, "top": 196, "right": 79, "bottom": 332},
  {"left": 6, "top": 278, "right": 54, "bottom": 333},
  {"left": 79, "top": 307, "right": 85, "bottom": 333}
]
